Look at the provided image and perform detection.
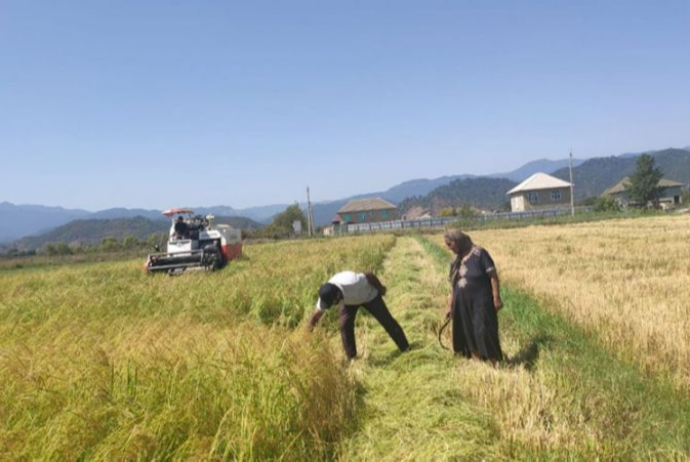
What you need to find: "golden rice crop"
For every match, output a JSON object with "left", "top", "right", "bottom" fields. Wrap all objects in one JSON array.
[
  {"left": 435, "top": 214, "right": 690, "bottom": 387},
  {"left": 0, "top": 235, "right": 394, "bottom": 459},
  {"left": 0, "top": 235, "right": 395, "bottom": 328}
]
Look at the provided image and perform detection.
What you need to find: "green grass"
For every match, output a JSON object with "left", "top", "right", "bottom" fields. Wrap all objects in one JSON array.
[{"left": 0, "top": 249, "right": 150, "bottom": 274}]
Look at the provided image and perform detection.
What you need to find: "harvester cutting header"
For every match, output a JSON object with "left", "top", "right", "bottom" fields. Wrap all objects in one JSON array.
[{"left": 145, "top": 208, "right": 243, "bottom": 274}]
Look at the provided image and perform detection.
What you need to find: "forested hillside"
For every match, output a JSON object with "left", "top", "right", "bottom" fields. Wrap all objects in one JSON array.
[
  {"left": 552, "top": 148, "right": 690, "bottom": 201},
  {"left": 0, "top": 202, "right": 90, "bottom": 243},
  {"left": 398, "top": 177, "right": 517, "bottom": 215}
]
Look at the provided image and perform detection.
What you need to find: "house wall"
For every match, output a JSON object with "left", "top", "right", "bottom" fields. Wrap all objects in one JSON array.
[
  {"left": 339, "top": 208, "right": 398, "bottom": 224},
  {"left": 662, "top": 186, "right": 683, "bottom": 204},
  {"left": 510, "top": 195, "right": 525, "bottom": 212},
  {"left": 613, "top": 186, "right": 683, "bottom": 205},
  {"left": 510, "top": 187, "right": 571, "bottom": 212}
]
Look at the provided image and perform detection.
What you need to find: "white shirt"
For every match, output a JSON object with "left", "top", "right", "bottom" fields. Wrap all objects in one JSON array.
[{"left": 316, "top": 271, "right": 379, "bottom": 311}]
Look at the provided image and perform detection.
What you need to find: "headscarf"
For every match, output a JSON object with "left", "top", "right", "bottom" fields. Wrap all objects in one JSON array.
[{"left": 444, "top": 229, "right": 474, "bottom": 287}]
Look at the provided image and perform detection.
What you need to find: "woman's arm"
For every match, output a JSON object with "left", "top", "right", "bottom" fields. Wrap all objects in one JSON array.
[
  {"left": 489, "top": 272, "right": 503, "bottom": 311},
  {"left": 480, "top": 248, "right": 502, "bottom": 311}
]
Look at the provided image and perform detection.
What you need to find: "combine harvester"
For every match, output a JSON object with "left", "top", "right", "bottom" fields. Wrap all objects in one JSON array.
[{"left": 145, "top": 208, "right": 243, "bottom": 274}]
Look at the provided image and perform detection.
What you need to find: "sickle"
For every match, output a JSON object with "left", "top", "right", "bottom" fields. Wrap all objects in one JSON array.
[{"left": 438, "top": 318, "right": 451, "bottom": 351}]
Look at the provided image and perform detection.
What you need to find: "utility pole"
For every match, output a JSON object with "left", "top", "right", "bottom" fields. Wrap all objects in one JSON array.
[
  {"left": 306, "top": 187, "right": 315, "bottom": 236},
  {"left": 569, "top": 150, "right": 575, "bottom": 216}
]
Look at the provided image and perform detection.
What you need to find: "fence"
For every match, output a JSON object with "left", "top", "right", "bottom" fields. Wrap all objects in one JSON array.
[{"left": 343, "top": 207, "right": 593, "bottom": 234}]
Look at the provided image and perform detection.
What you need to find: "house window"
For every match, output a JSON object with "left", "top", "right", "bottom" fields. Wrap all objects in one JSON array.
[
  {"left": 528, "top": 192, "right": 539, "bottom": 204},
  {"left": 381, "top": 210, "right": 389, "bottom": 218},
  {"left": 358, "top": 212, "right": 367, "bottom": 221},
  {"left": 551, "top": 190, "right": 562, "bottom": 201},
  {"left": 342, "top": 214, "right": 352, "bottom": 222}
]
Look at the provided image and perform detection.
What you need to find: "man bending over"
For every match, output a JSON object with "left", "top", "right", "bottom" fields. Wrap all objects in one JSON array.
[{"left": 308, "top": 271, "right": 410, "bottom": 360}]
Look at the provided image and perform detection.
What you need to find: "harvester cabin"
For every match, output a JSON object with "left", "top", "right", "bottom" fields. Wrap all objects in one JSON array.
[
  {"left": 601, "top": 177, "right": 684, "bottom": 208},
  {"left": 507, "top": 172, "right": 572, "bottom": 212},
  {"left": 337, "top": 198, "right": 398, "bottom": 225}
]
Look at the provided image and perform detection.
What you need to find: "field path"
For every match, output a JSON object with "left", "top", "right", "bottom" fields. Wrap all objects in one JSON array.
[
  {"left": 339, "top": 235, "right": 690, "bottom": 460},
  {"left": 338, "top": 236, "right": 500, "bottom": 460}
]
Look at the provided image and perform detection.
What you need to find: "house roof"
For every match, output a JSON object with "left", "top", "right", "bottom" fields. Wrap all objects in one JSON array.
[
  {"left": 506, "top": 173, "right": 571, "bottom": 195},
  {"left": 602, "top": 177, "right": 685, "bottom": 196},
  {"left": 338, "top": 197, "right": 397, "bottom": 213},
  {"left": 331, "top": 215, "right": 342, "bottom": 223}
]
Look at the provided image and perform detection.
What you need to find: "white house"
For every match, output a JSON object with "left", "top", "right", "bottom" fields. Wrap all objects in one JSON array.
[{"left": 507, "top": 173, "right": 572, "bottom": 212}]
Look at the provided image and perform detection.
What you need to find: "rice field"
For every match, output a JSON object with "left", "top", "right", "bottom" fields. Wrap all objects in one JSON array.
[
  {"left": 2, "top": 215, "right": 690, "bottom": 459},
  {"left": 0, "top": 235, "right": 393, "bottom": 459},
  {"left": 342, "top": 234, "right": 690, "bottom": 459},
  {"left": 434, "top": 214, "right": 690, "bottom": 388}
]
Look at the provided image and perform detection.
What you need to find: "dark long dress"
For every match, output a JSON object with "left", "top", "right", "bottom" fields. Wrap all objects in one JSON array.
[{"left": 449, "top": 246, "right": 503, "bottom": 361}]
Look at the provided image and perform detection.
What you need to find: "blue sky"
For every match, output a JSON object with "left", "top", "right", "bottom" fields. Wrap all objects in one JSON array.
[{"left": 1, "top": 1, "right": 689, "bottom": 210}]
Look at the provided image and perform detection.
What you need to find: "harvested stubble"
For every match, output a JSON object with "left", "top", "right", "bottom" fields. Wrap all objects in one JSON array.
[
  {"left": 418, "top": 234, "right": 690, "bottom": 458},
  {"left": 0, "top": 235, "right": 394, "bottom": 459},
  {"left": 433, "top": 214, "right": 690, "bottom": 387}
]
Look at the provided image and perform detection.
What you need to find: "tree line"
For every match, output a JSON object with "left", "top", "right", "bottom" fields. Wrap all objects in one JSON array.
[{"left": 41, "top": 233, "right": 168, "bottom": 256}]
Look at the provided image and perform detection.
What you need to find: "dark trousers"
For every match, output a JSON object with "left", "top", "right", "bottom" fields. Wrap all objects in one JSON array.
[{"left": 338, "top": 295, "right": 410, "bottom": 359}]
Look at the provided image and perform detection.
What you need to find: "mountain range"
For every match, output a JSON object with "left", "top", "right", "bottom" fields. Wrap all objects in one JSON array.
[
  {"left": 10, "top": 216, "right": 263, "bottom": 251},
  {"left": 399, "top": 178, "right": 518, "bottom": 215},
  {"left": 0, "top": 203, "right": 279, "bottom": 245},
  {"left": 2, "top": 147, "right": 688, "bottom": 248},
  {"left": 487, "top": 157, "right": 585, "bottom": 182},
  {"left": 0, "top": 157, "right": 576, "bottom": 245}
]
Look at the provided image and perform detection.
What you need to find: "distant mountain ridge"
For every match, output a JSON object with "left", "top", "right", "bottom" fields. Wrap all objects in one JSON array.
[
  {"left": 0, "top": 202, "right": 90, "bottom": 244},
  {"left": 2, "top": 146, "right": 688, "bottom": 243},
  {"left": 399, "top": 177, "right": 518, "bottom": 215},
  {"left": 551, "top": 148, "right": 690, "bottom": 201},
  {"left": 488, "top": 158, "right": 584, "bottom": 182},
  {"left": 0, "top": 157, "right": 565, "bottom": 241},
  {"left": 0, "top": 203, "right": 277, "bottom": 244},
  {"left": 11, "top": 216, "right": 264, "bottom": 251},
  {"left": 90, "top": 205, "right": 289, "bottom": 222}
]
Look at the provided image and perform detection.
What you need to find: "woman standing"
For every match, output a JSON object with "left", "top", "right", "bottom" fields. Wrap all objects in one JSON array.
[{"left": 444, "top": 229, "right": 503, "bottom": 363}]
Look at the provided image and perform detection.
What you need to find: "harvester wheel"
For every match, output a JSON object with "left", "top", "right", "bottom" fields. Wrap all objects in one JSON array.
[{"left": 202, "top": 245, "right": 223, "bottom": 271}]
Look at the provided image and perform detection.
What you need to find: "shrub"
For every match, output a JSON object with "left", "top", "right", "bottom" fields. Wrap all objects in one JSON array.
[{"left": 593, "top": 196, "right": 621, "bottom": 212}]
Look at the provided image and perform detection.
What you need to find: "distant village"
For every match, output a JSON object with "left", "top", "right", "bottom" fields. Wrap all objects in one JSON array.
[
  {"left": 2, "top": 149, "right": 689, "bottom": 254},
  {"left": 323, "top": 171, "right": 685, "bottom": 236}
]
